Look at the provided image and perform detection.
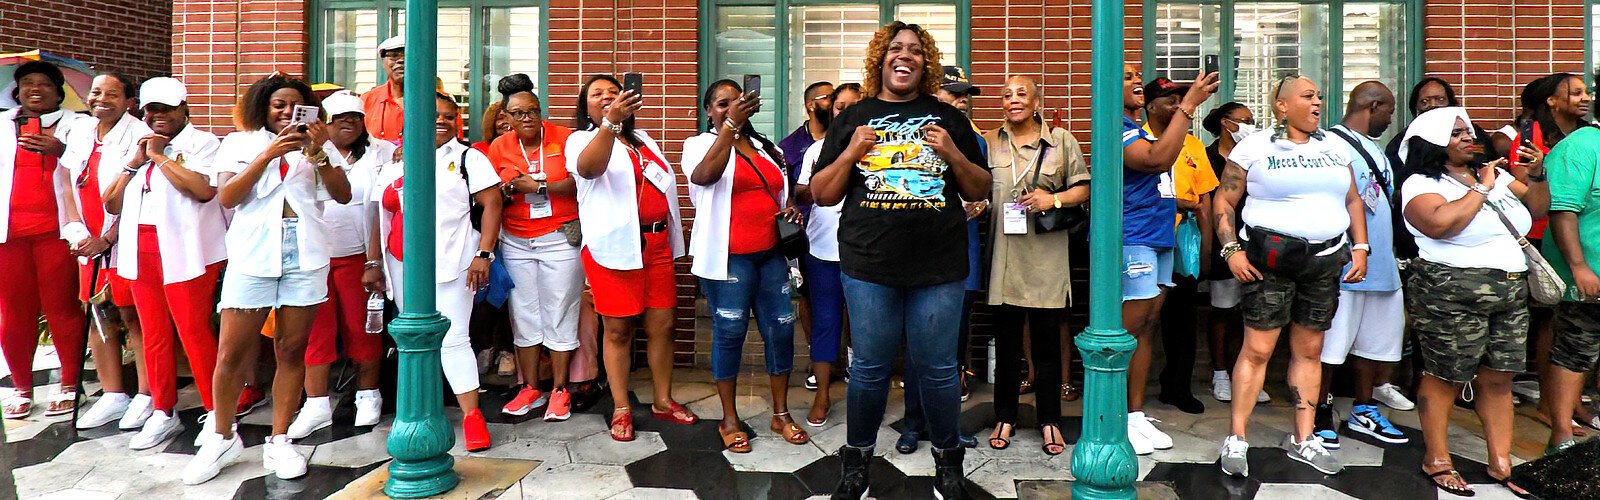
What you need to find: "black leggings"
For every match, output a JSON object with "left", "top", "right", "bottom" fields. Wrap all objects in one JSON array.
[
  {"left": 1159, "top": 276, "right": 1200, "bottom": 395},
  {"left": 993, "top": 305, "right": 1063, "bottom": 425}
]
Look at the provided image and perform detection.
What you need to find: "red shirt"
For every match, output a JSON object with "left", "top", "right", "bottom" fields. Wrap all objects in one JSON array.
[
  {"left": 75, "top": 142, "right": 107, "bottom": 235},
  {"left": 382, "top": 177, "right": 404, "bottom": 261},
  {"left": 10, "top": 142, "right": 60, "bottom": 239},
  {"left": 728, "top": 153, "right": 782, "bottom": 254},
  {"left": 631, "top": 145, "right": 671, "bottom": 225}
]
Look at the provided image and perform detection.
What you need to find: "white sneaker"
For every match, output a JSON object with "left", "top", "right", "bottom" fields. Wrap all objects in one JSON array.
[
  {"left": 1373, "top": 383, "right": 1416, "bottom": 411},
  {"left": 182, "top": 433, "right": 242, "bottom": 485},
  {"left": 354, "top": 390, "right": 382, "bottom": 427},
  {"left": 1128, "top": 411, "right": 1173, "bottom": 450},
  {"left": 1211, "top": 371, "right": 1233, "bottom": 402},
  {"left": 1257, "top": 389, "right": 1271, "bottom": 403},
  {"left": 1127, "top": 420, "right": 1155, "bottom": 455},
  {"left": 194, "top": 415, "right": 235, "bottom": 448},
  {"left": 263, "top": 434, "right": 308, "bottom": 480},
  {"left": 118, "top": 393, "right": 154, "bottom": 430},
  {"left": 129, "top": 410, "right": 183, "bottom": 450},
  {"left": 77, "top": 392, "right": 130, "bottom": 429},
  {"left": 1218, "top": 435, "right": 1250, "bottom": 477},
  {"left": 286, "top": 397, "right": 333, "bottom": 439}
]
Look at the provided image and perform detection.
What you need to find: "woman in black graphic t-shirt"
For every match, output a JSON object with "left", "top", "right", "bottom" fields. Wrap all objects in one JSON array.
[{"left": 808, "top": 20, "right": 990, "bottom": 500}]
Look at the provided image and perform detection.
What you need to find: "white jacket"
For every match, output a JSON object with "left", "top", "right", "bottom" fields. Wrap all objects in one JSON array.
[
  {"left": 564, "top": 128, "right": 684, "bottom": 271},
  {"left": 0, "top": 108, "right": 93, "bottom": 244},
  {"left": 682, "top": 132, "right": 786, "bottom": 280},
  {"left": 62, "top": 113, "right": 149, "bottom": 268},
  {"left": 113, "top": 124, "right": 229, "bottom": 284}
]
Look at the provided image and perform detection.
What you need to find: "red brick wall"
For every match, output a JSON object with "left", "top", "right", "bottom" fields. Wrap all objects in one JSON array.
[
  {"left": 0, "top": 0, "right": 172, "bottom": 81},
  {"left": 1422, "top": 0, "right": 1588, "bottom": 127},
  {"left": 171, "top": 0, "right": 307, "bottom": 133}
]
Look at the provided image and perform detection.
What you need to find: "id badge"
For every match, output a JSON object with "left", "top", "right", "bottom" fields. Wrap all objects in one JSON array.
[
  {"left": 1359, "top": 177, "right": 1382, "bottom": 214},
  {"left": 1003, "top": 202, "right": 1029, "bottom": 235},
  {"left": 1157, "top": 172, "right": 1176, "bottom": 199},
  {"left": 642, "top": 163, "right": 673, "bottom": 193},
  {"left": 525, "top": 192, "right": 554, "bottom": 218}
]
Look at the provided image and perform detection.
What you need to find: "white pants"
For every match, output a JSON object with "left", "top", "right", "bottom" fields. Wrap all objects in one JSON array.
[
  {"left": 501, "top": 231, "right": 584, "bottom": 351},
  {"left": 1207, "top": 278, "right": 1241, "bottom": 309},
  {"left": 386, "top": 255, "right": 480, "bottom": 394},
  {"left": 1321, "top": 289, "right": 1405, "bottom": 364}
]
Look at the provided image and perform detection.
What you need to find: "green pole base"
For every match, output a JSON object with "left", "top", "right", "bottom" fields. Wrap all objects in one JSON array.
[
  {"left": 1070, "top": 326, "right": 1139, "bottom": 500},
  {"left": 385, "top": 313, "right": 458, "bottom": 498}
]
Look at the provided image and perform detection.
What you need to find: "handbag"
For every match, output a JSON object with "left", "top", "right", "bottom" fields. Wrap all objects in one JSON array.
[
  {"left": 737, "top": 149, "right": 808, "bottom": 259},
  {"left": 1022, "top": 143, "right": 1083, "bottom": 234},
  {"left": 1482, "top": 189, "right": 1565, "bottom": 305},
  {"left": 1175, "top": 212, "right": 1202, "bottom": 278},
  {"left": 455, "top": 147, "right": 484, "bottom": 232}
]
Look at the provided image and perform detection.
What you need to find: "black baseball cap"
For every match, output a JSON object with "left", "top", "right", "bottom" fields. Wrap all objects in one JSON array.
[
  {"left": 941, "top": 66, "right": 979, "bottom": 95},
  {"left": 1143, "top": 77, "right": 1190, "bottom": 101}
]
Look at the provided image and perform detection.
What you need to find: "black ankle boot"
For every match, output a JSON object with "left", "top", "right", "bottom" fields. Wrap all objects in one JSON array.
[
  {"left": 932, "top": 446, "right": 968, "bottom": 500},
  {"left": 832, "top": 445, "right": 871, "bottom": 499}
]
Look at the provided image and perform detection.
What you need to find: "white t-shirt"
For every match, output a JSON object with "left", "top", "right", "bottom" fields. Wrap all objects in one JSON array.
[
  {"left": 322, "top": 140, "right": 396, "bottom": 258},
  {"left": 796, "top": 141, "right": 841, "bottom": 261},
  {"left": 1228, "top": 132, "right": 1354, "bottom": 242},
  {"left": 1401, "top": 169, "right": 1531, "bottom": 272}
]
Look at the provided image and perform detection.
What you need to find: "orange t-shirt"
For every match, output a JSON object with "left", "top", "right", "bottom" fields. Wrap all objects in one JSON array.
[{"left": 488, "top": 122, "right": 578, "bottom": 238}]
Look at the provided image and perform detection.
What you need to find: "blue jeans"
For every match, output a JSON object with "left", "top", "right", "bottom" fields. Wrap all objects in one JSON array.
[
  {"left": 701, "top": 249, "right": 796, "bottom": 381},
  {"left": 842, "top": 274, "right": 965, "bottom": 449},
  {"left": 800, "top": 255, "right": 843, "bottom": 364}
]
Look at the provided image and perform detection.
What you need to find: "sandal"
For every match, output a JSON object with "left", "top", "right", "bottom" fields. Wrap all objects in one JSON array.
[
  {"left": 1425, "top": 468, "right": 1474, "bottom": 497},
  {"left": 1492, "top": 473, "right": 1534, "bottom": 499},
  {"left": 989, "top": 422, "right": 1014, "bottom": 450},
  {"left": 1041, "top": 424, "right": 1066, "bottom": 456},
  {"left": 720, "top": 426, "right": 751, "bottom": 453},
  {"left": 651, "top": 401, "right": 698, "bottom": 425},
  {"left": 610, "top": 408, "right": 635, "bottom": 442},
  {"left": 3, "top": 393, "right": 32, "bottom": 419},
  {"left": 771, "top": 412, "right": 810, "bottom": 445},
  {"left": 1062, "top": 383, "right": 1082, "bottom": 402},
  {"left": 806, "top": 403, "right": 829, "bottom": 427},
  {"left": 44, "top": 389, "right": 77, "bottom": 417}
]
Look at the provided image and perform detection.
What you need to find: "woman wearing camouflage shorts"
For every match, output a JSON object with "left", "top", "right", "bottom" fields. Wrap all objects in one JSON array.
[{"left": 1399, "top": 107, "right": 1548, "bottom": 498}]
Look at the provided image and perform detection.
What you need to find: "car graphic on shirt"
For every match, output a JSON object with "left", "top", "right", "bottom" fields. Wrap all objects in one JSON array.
[{"left": 862, "top": 141, "right": 922, "bottom": 172}]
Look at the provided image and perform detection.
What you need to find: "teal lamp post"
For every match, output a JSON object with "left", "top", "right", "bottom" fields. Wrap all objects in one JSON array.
[
  {"left": 1068, "top": 0, "right": 1138, "bottom": 496},
  {"left": 383, "top": 1, "right": 460, "bottom": 497}
]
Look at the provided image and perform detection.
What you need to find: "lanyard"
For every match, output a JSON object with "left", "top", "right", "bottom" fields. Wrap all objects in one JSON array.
[
  {"left": 76, "top": 141, "right": 102, "bottom": 188},
  {"left": 518, "top": 135, "right": 545, "bottom": 174},
  {"left": 1007, "top": 140, "right": 1045, "bottom": 200}
]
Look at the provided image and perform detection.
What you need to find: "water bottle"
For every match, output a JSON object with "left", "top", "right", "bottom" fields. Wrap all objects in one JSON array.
[{"left": 365, "top": 291, "right": 386, "bottom": 335}]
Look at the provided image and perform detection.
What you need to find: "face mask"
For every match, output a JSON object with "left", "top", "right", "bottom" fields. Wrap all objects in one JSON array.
[{"left": 1230, "top": 122, "right": 1258, "bottom": 143}]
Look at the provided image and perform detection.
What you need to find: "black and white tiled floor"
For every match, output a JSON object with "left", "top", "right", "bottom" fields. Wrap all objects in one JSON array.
[{"left": 2, "top": 348, "right": 1588, "bottom": 499}]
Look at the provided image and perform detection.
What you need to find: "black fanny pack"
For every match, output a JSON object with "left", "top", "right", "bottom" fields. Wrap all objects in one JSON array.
[{"left": 1243, "top": 225, "right": 1347, "bottom": 274}]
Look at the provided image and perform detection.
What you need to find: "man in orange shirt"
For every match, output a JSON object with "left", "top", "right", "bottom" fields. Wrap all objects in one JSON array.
[{"left": 362, "top": 35, "right": 407, "bottom": 143}]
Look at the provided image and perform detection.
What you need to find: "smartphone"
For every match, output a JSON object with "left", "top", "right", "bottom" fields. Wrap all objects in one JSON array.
[
  {"left": 622, "top": 72, "right": 643, "bottom": 98},
  {"left": 1203, "top": 55, "right": 1219, "bottom": 77},
  {"left": 292, "top": 105, "right": 320, "bottom": 125},
  {"left": 17, "top": 117, "right": 40, "bottom": 152},
  {"left": 743, "top": 74, "right": 762, "bottom": 98}
]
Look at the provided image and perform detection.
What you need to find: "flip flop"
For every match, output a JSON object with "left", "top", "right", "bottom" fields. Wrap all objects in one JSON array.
[
  {"left": 44, "top": 390, "right": 77, "bottom": 417},
  {"left": 651, "top": 401, "right": 698, "bottom": 425},
  {"left": 1425, "top": 469, "right": 1474, "bottom": 497},
  {"left": 1492, "top": 474, "right": 1534, "bottom": 499},
  {"left": 3, "top": 394, "right": 32, "bottom": 419},
  {"left": 610, "top": 408, "right": 635, "bottom": 442}
]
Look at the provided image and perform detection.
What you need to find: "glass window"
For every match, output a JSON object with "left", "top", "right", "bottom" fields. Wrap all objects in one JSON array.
[
  {"left": 712, "top": 6, "right": 779, "bottom": 136},
  {"left": 1591, "top": 0, "right": 1598, "bottom": 83},
  {"left": 322, "top": 9, "right": 383, "bottom": 93},
  {"left": 1231, "top": 3, "right": 1329, "bottom": 117},
  {"left": 485, "top": 7, "right": 544, "bottom": 111},
  {"left": 787, "top": 5, "right": 881, "bottom": 137},
  {"left": 395, "top": 8, "right": 472, "bottom": 109},
  {"left": 896, "top": 4, "right": 959, "bottom": 58}
]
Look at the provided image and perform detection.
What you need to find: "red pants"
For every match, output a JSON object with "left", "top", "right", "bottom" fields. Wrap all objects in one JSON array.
[
  {"left": 306, "top": 254, "right": 381, "bottom": 366},
  {"left": 78, "top": 264, "right": 135, "bottom": 306},
  {"left": 0, "top": 232, "right": 85, "bottom": 392},
  {"left": 132, "top": 225, "right": 222, "bottom": 413}
]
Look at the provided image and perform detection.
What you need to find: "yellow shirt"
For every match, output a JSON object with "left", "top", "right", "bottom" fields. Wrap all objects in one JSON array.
[{"left": 1145, "top": 125, "right": 1217, "bottom": 225}]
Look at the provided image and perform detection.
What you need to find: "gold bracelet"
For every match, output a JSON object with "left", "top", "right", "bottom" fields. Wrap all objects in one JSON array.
[{"left": 1179, "top": 106, "right": 1196, "bottom": 120}]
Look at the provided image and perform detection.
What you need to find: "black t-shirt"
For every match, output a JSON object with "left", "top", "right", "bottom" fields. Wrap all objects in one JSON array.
[{"left": 814, "top": 94, "right": 987, "bottom": 287}]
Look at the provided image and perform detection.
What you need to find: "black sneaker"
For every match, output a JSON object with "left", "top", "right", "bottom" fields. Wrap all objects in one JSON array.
[
  {"left": 833, "top": 445, "right": 871, "bottom": 499},
  {"left": 932, "top": 447, "right": 968, "bottom": 500},
  {"left": 1313, "top": 403, "right": 1340, "bottom": 449}
]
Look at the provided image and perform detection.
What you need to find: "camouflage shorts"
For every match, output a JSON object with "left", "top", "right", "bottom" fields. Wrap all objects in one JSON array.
[
  {"left": 1551, "top": 301, "right": 1600, "bottom": 373},
  {"left": 1239, "top": 248, "right": 1346, "bottom": 331},
  {"left": 1405, "top": 259, "right": 1529, "bottom": 384}
]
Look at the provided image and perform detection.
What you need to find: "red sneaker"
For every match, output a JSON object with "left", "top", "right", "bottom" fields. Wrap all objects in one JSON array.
[
  {"left": 463, "top": 409, "right": 491, "bottom": 452},
  {"left": 500, "top": 385, "right": 544, "bottom": 416},
  {"left": 236, "top": 385, "right": 267, "bottom": 416},
  {"left": 544, "top": 388, "right": 571, "bottom": 422}
]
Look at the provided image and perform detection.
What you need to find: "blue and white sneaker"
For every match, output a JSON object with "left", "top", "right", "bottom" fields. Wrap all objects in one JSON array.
[
  {"left": 1347, "top": 404, "right": 1408, "bottom": 444},
  {"left": 1313, "top": 428, "right": 1340, "bottom": 449}
]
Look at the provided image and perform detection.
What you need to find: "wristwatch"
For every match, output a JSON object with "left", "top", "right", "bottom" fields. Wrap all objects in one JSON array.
[
  {"left": 601, "top": 118, "right": 623, "bottom": 135},
  {"left": 474, "top": 250, "right": 495, "bottom": 262},
  {"left": 1352, "top": 243, "right": 1372, "bottom": 253}
]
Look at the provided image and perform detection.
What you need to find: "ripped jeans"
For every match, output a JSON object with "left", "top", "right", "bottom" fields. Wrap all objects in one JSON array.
[{"left": 702, "top": 249, "right": 796, "bottom": 381}]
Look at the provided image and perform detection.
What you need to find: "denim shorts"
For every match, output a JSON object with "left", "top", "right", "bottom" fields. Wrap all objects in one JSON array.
[
  {"left": 218, "top": 218, "right": 329, "bottom": 310},
  {"left": 1122, "top": 245, "right": 1174, "bottom": 301}
]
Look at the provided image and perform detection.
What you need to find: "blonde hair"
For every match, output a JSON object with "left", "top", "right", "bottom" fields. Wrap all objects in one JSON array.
[{"left": 861, "top": 21, "right": 943, "bottom": 98}]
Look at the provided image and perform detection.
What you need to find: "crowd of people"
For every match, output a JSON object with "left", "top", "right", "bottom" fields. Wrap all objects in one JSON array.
[{"left": 1, "top": 19, "right": 1596, "bottom": 499}]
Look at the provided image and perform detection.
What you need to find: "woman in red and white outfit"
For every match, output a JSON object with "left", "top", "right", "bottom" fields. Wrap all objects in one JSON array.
[
  {"left": 368, "top": 92, "right": 503, "bottom": 452},
  {"left": 567, "top": 74, "right": 697, "bottom": 442},
  {"left": 100, "top": 76, "right": 228, "bottom": 451},
  {"left": 284, "top": 91, "right": 393, "bottom": 438},
  {"left": 188, "top": 74, "right": 352, "bottom": 485},
  {"left": 0, "top": 61, "right": 94, "bottom": 419},
  {"left": 64, "top": 73, "right": 153, "bottom": 431}
]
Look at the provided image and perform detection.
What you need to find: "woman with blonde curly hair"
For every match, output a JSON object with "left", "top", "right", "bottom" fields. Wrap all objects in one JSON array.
[{"left": 809, "top": 20, "right": 990, "bottom": 499}]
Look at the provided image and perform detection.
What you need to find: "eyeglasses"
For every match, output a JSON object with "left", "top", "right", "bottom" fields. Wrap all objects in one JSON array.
[
  {"left": 1225, "top": 117, "right": 1257, "bottom": 126},
  {"left": 382, "top": 51, "right": 405, "bottom": 61},
  {"left": 507, "top": 110, "right": 539, "bottom": 121}
]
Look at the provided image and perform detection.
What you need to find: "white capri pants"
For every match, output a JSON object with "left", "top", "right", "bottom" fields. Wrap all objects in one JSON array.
[
  {"left": 501, "top": 230, "right": 584, "bottom": 351},
  {"left": 385, "top": 255, "right": 479, "bottom": 394}
]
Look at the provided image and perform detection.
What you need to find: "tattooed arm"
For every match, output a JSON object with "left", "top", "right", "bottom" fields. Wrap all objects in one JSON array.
[{"left": 1212, "top": 161, "right": 1261, "bottom": 282}]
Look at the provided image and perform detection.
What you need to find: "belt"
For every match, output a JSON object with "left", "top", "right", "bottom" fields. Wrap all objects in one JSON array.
[{"left": 640, "top": 221, "right": 669, "bottom": 233}]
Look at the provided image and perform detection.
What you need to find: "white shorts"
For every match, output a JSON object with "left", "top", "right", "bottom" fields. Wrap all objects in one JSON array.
[
  {"left": 1207, "top": 278, "right": 1241, "bottom": 309},
  {"left": 1321, "top": 289, "right": 1405, "bottom": 364},
  {"left": 501, "top": 230, "right": 584, "bottom": 351}
]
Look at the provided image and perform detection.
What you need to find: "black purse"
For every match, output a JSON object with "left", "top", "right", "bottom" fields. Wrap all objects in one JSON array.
[
  {"left": 1022, "top": 143, "right": 1084, "bottom": 234},
  {"left": 455, "top": 147, "right": 484, "bottom": 232},
  {"left": 738, "top": 149, "right": 808, "bottom": 259}
]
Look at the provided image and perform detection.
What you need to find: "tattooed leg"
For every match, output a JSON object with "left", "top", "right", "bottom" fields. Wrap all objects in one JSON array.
[{"left": 1288, "top": 323, "right": 1326, "bottom": 442}]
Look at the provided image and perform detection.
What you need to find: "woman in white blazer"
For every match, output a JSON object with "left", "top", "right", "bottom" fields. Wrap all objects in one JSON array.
[
  {"left": 566, "top": 74, "right": 696, "bottom": 442},
  {"left": 684, "top": 79, "right": 806, "bottom": 452}
]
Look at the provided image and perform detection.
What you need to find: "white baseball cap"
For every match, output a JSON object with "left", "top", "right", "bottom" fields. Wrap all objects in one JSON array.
[
  {"left": 139, "top": 77, "right": 187, "bottom": 108},
  {"left": 378, "top": 35, "right": 405, "bottom": 54},
  {"left": 322, "top": 90, "right": 364, "bottom": 117}
]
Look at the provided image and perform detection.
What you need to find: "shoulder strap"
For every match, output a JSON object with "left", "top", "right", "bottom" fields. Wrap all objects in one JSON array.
[
  {"left": 1027, "top": 141, "right": 1051, "bottom": 190},
  {"left": 1328, "top": 127, "right": 1390, "bottom": 195},
  {"left": 735, "top": 148, "right": 785, "bottom": 211}
]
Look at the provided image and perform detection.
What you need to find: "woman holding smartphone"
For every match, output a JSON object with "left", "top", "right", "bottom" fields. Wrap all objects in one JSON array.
[
  {"left": 567, "top": 74, "right": 697, "bottom": 442},
  {"left": 0, "top": 61, "right": 94, "bottom": 420},
  {"left": 188, "top": 73, "right": 351, "bottom": 485}
]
